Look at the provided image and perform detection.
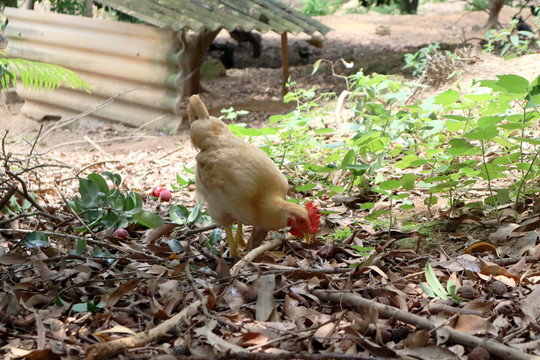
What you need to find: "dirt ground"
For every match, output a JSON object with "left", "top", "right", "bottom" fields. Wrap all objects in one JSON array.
[{"left": 1, "top": 1, "right": 539, "bottom": 183}]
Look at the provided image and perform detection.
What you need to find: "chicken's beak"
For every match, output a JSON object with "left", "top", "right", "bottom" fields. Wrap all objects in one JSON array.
[{"left": 303, "top": 231, "right": 315, "bottom": 244}]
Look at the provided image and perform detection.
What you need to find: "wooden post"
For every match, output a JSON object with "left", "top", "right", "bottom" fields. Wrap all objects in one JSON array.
[
  {"left": 85, "top": 0, "right": 93, "bottom": 17},
  {"left": 178, "top": 28, "right": 220, "bottom": 97},
  {"left": 281, "top": 32, "right": 289, "bottom": 98}
]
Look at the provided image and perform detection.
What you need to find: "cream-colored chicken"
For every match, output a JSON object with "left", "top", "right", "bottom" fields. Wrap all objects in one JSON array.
[{"left": 187, "top": 95, "right": 320, "bottom": 258}]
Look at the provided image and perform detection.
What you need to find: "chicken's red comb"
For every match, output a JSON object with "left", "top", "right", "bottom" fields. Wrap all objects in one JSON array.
[{"left": 306, "top": 201, "right": 320, "bottom": 233}]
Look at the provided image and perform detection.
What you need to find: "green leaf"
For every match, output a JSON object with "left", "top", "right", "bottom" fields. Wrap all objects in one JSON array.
[
  {"left": 365, "top": 209, "right": 388, "bottom": 221},
  {"left": 78, "top": 177, "right": 100, "bottom": 207},
  {"left": 511, "top": 137, "right": 540, "bottom": 146},
  {"left": 88, "top": 173, "right": 110, "bottom": 194},
  {"left": 68, "top": 238, "right": 87, "bottom": 256},
  {"left": 420, "top": 282, "right": 436, "bottom": 298},
  {"left": 208, "top": 229, "right": 222, "bottom": 246},
  {"left": 183, "top": 165, "right": 194, "bottom": 174},
  {"left": 170, "top": 204, "right": 189, "bottom": 225},
  {"left": 167, "top": 239, "right": 184, "bottom": 253},
  {"left": 397, "top": 174, "right": 415, "bottom": 191},
  {"left": 176, "top": 173, "right": 188, "bottom": 186},
  {"left": 133, "top": 211, "right": 164, "bottom": 228},
  {"left": 379, "top": 180, "right": 401, "bottom": 190},
  {"left": 314, "top": 128, "right": 335, "bottom": 134},
  {"left": 260, "top": 127, "right": 278, "bottom": 135},
  {"left": 464, "top": 128, "right": 498, "bottom": 140},
  {"left": 3, "top": 57, "right": 91, "bottom": 92},
  {"left": 21, "top": 231, "right": 49, "bottom": 248},
  {"left": 424, "top": 261, "right": 450, "bottom": 300},
  {"left": 447, "top": 278, "right": 461, "bottom": 302},
  {"left": 102, "top": 171, "right": 122, "bottom": 187},
  {"left": 496, "top": 74, "right": 529, "bottom": 95},
  {"left": 434, "top": 89, "right": 459, "bottom": 105},
  {"left": 55, "top": 295, "right": 70, "bottom": 307},
  {"left": 188, "top": 202, "right": 202, "bottom": 225},
  {"left": 296, "top": 183, "right": 317, "bottom": 191},
  {"left": 312, "top": 59, "right": 322, "bottom": 74},
  {"left": 424, "top": 196, "right": 437, "bottom": 206},
  {"left": 351, "top": 245, "right": 375, "bottom": 256},
  {"left": 448, "top": 138, "right": 475, "bottom": 155},
  {"left": 72, "top": 302, "right": 88, "bottom": 312},
  {"left": 340, "top": 149, "right": 355, "bottom": 169},
  {"left": 328, "top": 185, "right": 345, "bottom": 194},
  {"left": 509, "top": 34, "right": 519, "bottom": 48},
  {"left": 91, "top": 246, "right": 104, "bottom": 257},
  {"left": 72, "top": 300, "right": 105, "bottom": 313}
]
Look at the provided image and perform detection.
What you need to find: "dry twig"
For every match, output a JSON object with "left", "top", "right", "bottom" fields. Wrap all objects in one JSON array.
[
  {"left": 313, "top": 290, "right": 540, "bottom": 360},
  {"left": 231, "top": 238, "right": 284, "bottom": 276},
  {"left": 85, "top": 299, "right": 202, "bottom": 360}
]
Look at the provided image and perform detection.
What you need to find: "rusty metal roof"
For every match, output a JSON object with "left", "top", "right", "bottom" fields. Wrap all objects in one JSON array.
[{"left": 95, "top": 0, "right": 332, "bottom": 35}]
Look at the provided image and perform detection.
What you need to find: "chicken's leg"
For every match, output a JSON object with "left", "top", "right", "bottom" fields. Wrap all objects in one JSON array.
[
  {"left": 235, "top": 222, "right": 247, "bottom": 250},
  {"left": 224, "top": 226, "right": 241, "bottom": 258}
]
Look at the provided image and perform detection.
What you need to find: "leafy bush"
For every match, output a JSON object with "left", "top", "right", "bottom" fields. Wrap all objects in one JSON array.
[
  {"left": 483, "top": 18, "right": 539, "bottom": 58},
  {"left": 70, "top": 172, "right": 163, "bottom": 232}
]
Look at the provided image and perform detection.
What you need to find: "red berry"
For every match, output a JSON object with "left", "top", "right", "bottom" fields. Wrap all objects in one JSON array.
[
  {"left": 152, "top": 185, "right": 164, "bottom": 197},
  {"left": 113, "top": 228, "right": 129, "bottom": 240},
  {"left": 158, "top": 189, "right": 172, "bottom": 202}
]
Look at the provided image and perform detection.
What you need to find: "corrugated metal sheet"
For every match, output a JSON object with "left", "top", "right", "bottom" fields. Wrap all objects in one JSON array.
[
  {"left": 95, "top": 0, "right": 332, "bottom": 35},
  {"left": 4, "top": 7, "right": 182, "bottom": 128}
]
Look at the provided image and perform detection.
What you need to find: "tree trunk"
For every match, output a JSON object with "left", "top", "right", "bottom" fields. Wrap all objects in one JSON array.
[
  {"left": 178, "top": 29, "right": 220, "bottom": 97},
  {"left": 85, "top": 0, "right": 93, "bottom": 17},
  {"left": 487, "top": 0, "right": 504, "bottom": 29},
  {"left": 400, "top": 0, "right": 418, "bottom": 14}
]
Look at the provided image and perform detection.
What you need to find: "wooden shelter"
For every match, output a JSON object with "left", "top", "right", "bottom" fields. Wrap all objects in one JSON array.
[{"left": 4, "top": 1, "right": 331, "bottom": 127}]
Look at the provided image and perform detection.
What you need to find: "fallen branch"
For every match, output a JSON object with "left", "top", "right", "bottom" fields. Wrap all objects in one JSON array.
[
  {"left": 180, "top": 224, "right": 219, "bottom": 238},
  {"left": 219, "top": 351, "right": 378, "bottom": 360},
  {"left": 427, "top": 302, "right": 486, "bottom": 317},
  {"left": 313, "top": 290, "right": 540, "bottom": 360},
  {"left": 231, "top": 238, "right": 283, "bottom": 276},
  {"left": 85, "top": 299, "right": 201, "bottom": 360}
]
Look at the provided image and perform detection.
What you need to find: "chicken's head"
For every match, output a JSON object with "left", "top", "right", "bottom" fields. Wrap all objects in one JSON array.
[{"left": 287, "top": 201, "right": 320, "bottom": 243}]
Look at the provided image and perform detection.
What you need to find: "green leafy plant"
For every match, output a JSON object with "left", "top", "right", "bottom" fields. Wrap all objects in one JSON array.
[
  {"left": 209, "top": 64, "right": 540, "bottom": 231},
  {"left": 301, "top": 0, "right": 342, "bottom": 16},
  {"left": 403, "top": 43, "right": 442, "bottom": 77},
  {"left": 173, "top": 165, "right": 196, "bottom": 189},
  {"left": 21, "top": 231, "right": 50, "bottom": 249},
  {"left": 351, "top": 245, "right": 376, "bottom": 257},
  {"left": 420, "top": 261, "right": 461, "bottom": 302},
  {"left": 70, "top": 172, "right": 163, "bottom": 232},
  {"left": 1, "top": 55, "right": 91, "bottom": 93},
  {"left": 220, "top": 107, "right": 249, "bottom": 124},
  {"left": 483, "top": 19, "right": 538, "bottom": 58}
]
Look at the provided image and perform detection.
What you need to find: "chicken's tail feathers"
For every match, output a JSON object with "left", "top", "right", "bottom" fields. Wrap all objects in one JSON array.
[{"left": 188, "top": 95, "right": 210, "bottom": 124}]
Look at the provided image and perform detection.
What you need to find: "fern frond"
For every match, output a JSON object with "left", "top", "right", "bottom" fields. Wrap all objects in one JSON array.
[{"left": 1, "top": 58, "right": 91, "bottom": 93}]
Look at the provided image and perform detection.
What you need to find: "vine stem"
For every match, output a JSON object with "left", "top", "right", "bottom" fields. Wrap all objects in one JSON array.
[
  {"left": 480, "top": 139, "right": 495, "bottom": 211},
  {"left": 514, "top": 148, "right": 540, "bottom": 210}
]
